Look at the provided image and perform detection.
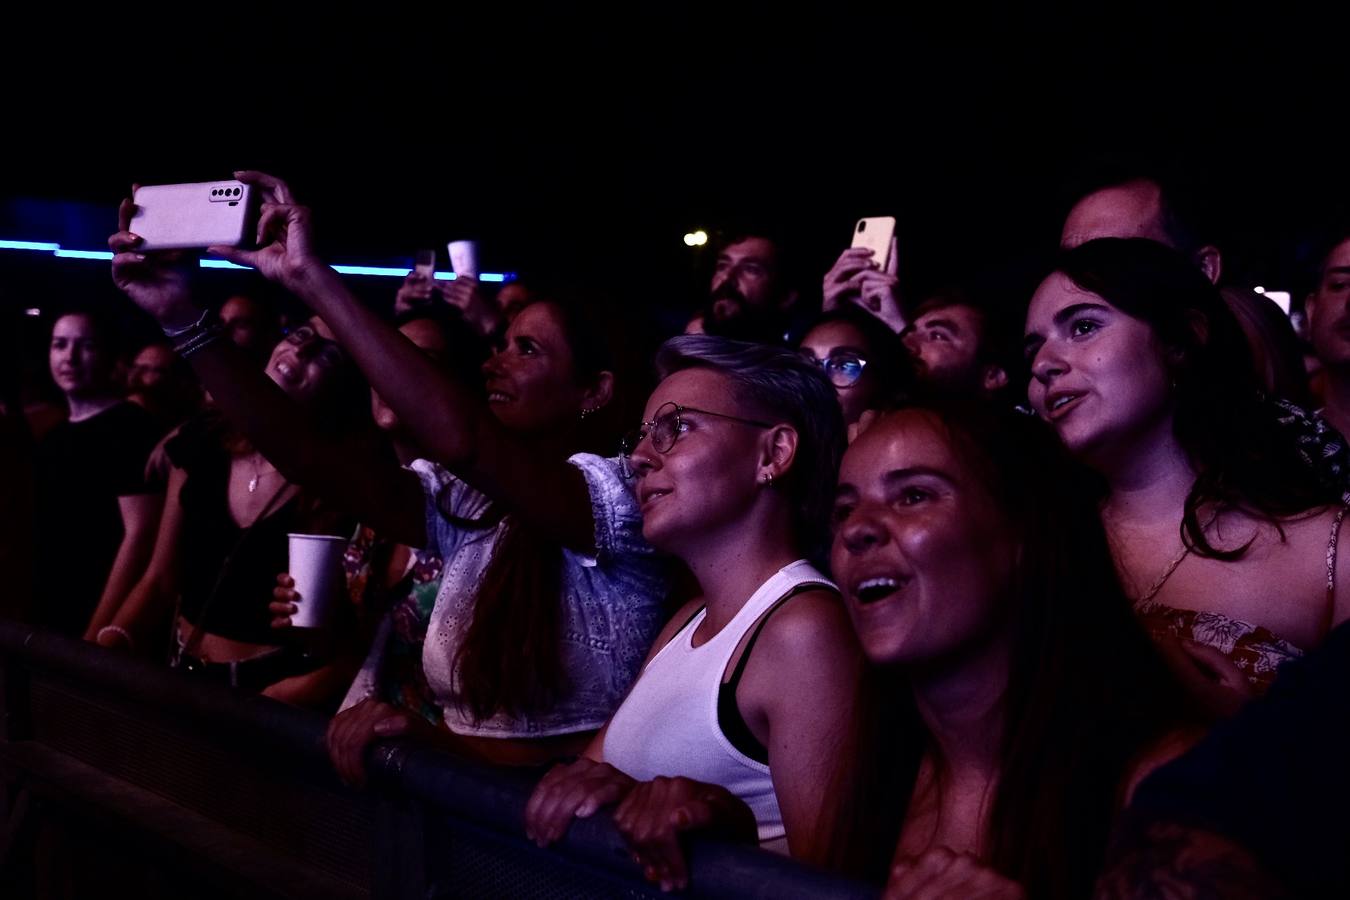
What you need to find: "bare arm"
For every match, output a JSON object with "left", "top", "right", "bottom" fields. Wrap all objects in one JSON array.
[
  {"left": 101, "top": 466, "right": 188, "bottom": 649},
  {"left": 107, "top": 198, "right": 425, "bottom": 548},
  {"left": 743, "top": 590, "right": 865, "bottom": 865},
  {"left": 84, "top": 492, "right": 163, "bottom": 639},
  {"left": 182, "top": 338, "right": 426, "bottom": 547}
]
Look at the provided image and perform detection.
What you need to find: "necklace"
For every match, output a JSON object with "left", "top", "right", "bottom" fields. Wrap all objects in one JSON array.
[
  {"left": 247, "top": 454, "right": 277, "bottom": 493},
  {"left": 1130, "top": 509, "right": 1220, "bottom": 605}
]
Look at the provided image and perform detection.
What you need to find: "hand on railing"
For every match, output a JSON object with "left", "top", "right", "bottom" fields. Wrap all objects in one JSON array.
[
  {"left": 612, "top": 775, "right": 758, "bottom": 892},
  {"left": 524, "top": 757, "right": 636, "bottom": 847},
  {"left": 326, "top": 697, "right": 442, "bottom": 788}
]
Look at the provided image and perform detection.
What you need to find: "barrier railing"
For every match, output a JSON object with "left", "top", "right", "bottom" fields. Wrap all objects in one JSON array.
[{"left": 0, "top": 621, "right": 877, "bottom": 899}]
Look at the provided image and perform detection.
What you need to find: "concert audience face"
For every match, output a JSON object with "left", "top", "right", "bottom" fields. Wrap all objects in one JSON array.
[
  {"left": 901, "top": 299, "right": 1009, "bottom": 399},
  {"left": 701, "top": 236, "right": 795, "bottom": 344},
  {"left": 831, "top": 409, "right": 1016, "bottom": 665},
  {"left": 126, "top": 343, "right": 177, "bottom": 394},
  {"left": 1024, "top": 271, "right": 1174, "bottom": 466},
  {"left": 220, "top": 294, "right": 278, "bottom": 362},
  {"left": 264, "top": 318, "right": 353, "bottom": 408},
  {"left": 481, "top": 300, "right": 602, "bottom": 435},
  {"left": 799, "top": 316, "right": 891, "bottom": 426},
  {"left": 49, "top": 313, "right": 115, "bottom": 400},
  {"left": 1305, "top": 236, "right": 1350, "bottom": 371}
]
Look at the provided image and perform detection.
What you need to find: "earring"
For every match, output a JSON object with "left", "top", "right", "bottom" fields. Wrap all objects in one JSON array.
[
  {"left": 761, "top": 471, "right": 774, "bottom": 486},
  {"left": 580, "top": 407, "right": 595, "bottom": 420}
]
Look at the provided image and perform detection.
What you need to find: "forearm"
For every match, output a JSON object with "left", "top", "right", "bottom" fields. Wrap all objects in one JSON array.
[
  {"left": 289, "top": 266, "right": 492, "bottom": 471},
  {"left": 85, "top": 525, "right": 156, "bottom": 638},
  {"left": 109, "top": 571, "right": 176, "bottom": 645}
]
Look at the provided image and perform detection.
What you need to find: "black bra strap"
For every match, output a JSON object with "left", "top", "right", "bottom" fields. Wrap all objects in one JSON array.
[{"left": 725, "top": 581, "right": 837, "bottom": 688}]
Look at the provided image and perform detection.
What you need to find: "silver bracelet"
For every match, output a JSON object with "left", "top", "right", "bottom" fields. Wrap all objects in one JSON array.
[
  {"left": 174, "top": 323, "right": 225, "bottom": 358},
  {"left": 161, "top": 308, "right": 211, "bottom": 338},
  {"left": 97, "top": 624, "right": 134, "bottom": 651}
]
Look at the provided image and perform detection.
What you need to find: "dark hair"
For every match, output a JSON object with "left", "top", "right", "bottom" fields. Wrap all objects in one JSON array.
[
  {"left": 824, "top": 402, "right": 1194, "bottom": 898},
  {"left": 453, "top": 292, "right": 648, "bottom": 723},
  {"left": 1219, "top": 286, "right": 1313, "bottom": 409},
  {"left": 1055, "top": 238, "right": 1334, "bottom": 558},
  {"left": 653, "top": 335, "right": 846, "bottom": 560}
]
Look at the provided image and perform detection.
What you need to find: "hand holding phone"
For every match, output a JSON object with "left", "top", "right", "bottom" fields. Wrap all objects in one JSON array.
[
  {"left": 414, "top": 249, "right": 436, "bottom": 281},
  {"left": 849, "top": 216, "right": 896, "bottom": 271}
]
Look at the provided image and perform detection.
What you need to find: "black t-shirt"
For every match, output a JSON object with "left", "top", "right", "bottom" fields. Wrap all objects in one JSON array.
[{"left": 32, "top": 401, "right": 162, "bottom": 635}]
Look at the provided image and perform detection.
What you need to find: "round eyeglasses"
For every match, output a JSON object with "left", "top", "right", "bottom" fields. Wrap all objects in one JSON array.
[
  {"left": 802, "top": 351, "right": 868, "bottom": 388},
  {"left": 619, "top": 401, "right": 773, "bottom": 478}
]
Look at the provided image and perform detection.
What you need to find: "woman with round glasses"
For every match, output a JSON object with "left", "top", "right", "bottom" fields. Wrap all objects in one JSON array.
[
  {"left": 108, "top": 172, "right": 669, "bottom": 759},
  {"left": 798, "top": 308, "right": 908, "bottom": 426},
  {"left": 527, "top": 336, "right": 867, "bottom": 891}
]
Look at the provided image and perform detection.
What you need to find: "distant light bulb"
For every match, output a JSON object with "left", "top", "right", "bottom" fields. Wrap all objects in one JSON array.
[
  {"left": 24, "top": 308, "right": 41, "bottom": 317},
  {"left": 683, "top": 233, "right": 698, "bottom": 247},
  {"left": 1254, "top": 286, "right": 1265, "bottom": 294}
]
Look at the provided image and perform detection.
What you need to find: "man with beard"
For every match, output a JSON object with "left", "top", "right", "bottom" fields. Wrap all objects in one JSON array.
[
  {"left": 695, "top": 233, "right": 800, "bottom": 345},
  {"left": 899, "top": 289, "right": 1015, "bottom": 404}
]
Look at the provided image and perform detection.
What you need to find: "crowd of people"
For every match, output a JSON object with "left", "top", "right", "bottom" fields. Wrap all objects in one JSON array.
[{"left": 4, "top": 161, "right": 1350, "bottom": 897}]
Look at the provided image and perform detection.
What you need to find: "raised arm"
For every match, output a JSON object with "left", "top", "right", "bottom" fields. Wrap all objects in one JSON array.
[
  {"left": 108, "top": 198, "right": 425, "bottom": 547},
  {"left": 208, "top": 172, "right": 600, "bottom": 553}
]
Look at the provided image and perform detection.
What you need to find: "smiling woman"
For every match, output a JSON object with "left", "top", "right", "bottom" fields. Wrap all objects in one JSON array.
[
  {"left": 826, "top": 402, "right": 1196, "bottom": 898},
  {"left": 107, "top": 171, "right": 670, "bottom": 766}
]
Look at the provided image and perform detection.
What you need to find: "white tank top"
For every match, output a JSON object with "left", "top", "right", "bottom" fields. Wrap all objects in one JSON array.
[{"left": 602, "top": 560, "right": 835, "bottom": 849}]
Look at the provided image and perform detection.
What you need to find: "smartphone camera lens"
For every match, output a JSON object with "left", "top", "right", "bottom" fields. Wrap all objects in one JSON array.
[
  {"left": 211, "top": 189, "right": 219, "bottom": 196},
  {"left": 233, "top": 188, "right": 241, "bottom": 196},
  {"left": 857, "top": 221, "right": 866, "bottom": 232}
]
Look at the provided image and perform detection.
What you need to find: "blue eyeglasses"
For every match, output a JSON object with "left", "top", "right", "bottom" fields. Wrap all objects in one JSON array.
[{"left": 802, "top": 350, "right": 868, "bottom": 387}]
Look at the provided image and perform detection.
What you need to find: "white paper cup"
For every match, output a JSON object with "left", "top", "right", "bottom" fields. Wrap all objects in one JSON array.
[
  {"left": 447, "top": 240, "right": 480, "bottom": 279},
  {"left": 287, "top": 534, "right": 347, "bottom": 629}
]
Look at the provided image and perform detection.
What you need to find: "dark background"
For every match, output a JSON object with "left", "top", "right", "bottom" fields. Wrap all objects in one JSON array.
[{"left": 3, "top": 6, "right": 1347, "bottom": 325}]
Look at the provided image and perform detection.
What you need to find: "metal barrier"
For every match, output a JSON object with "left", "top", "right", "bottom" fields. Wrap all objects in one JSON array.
[{"left": 0, "top": 621, "right": 877, "bottom": 899}]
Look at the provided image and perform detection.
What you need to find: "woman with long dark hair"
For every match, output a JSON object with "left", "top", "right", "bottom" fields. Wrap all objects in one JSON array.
[
  {"left": 1023, "top": 238, "right": 1349, "bottom": 693},
  {"left": 108, "top": 172, "right": 668, "bottom": 761},
  {"left": 828, "top": 403, "right": 1196, "bottom": 899}
]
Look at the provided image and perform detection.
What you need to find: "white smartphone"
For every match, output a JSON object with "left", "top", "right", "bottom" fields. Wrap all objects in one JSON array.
[
  {"left": 130, "top": 181, "right": 257, "bottom": 251},
  {"left": 414, "top": 249, "right": 436, "bottom": 280},
  {"left": 850, "top": 216, "right": 896, "bottom": 270}
]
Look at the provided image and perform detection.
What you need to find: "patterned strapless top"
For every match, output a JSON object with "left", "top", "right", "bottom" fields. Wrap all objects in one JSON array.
[
  {"left": 1133, "top": 603, "right": 1302, "bottom": 692},
  {"left": 1134, "top": 504, "right": 1347, "bottom": 693}
]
